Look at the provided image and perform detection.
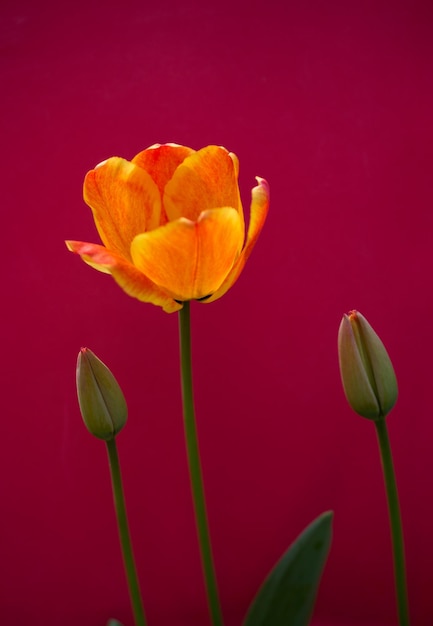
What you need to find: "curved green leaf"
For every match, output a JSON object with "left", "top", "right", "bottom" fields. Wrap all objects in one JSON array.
[{"left": 244, "top": 511, "right": 333, "bottom": 626}]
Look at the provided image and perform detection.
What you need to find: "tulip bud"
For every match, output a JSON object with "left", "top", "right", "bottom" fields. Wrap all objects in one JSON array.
[
  {"left": 76, "top": 348, "right": 127, "bottom": 440},
  {"left": 338, "top": 311, "right": 398, "bottom": 419}
]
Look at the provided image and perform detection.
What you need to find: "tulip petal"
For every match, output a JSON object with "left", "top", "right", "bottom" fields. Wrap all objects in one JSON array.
[
  {"left": 206, "top": 177, "right": 270, "bottom": 303},
  {"left": 132, "top": 143, "right": 195, "bottom": 198},
  {"left": 351, "top": 312, "right": 398, "bottom": 417},
  {"left": 163, "top": 146, "right": 243, "bottom": 224},
  {"left": 66, "top": 240, "right": 182, "bottom": 313},
  {"left": 84, "top": 157, "right": 161, "bottom": 259},
  {"left": 130, "top": 208, "right": 243, "bottom": 301}
]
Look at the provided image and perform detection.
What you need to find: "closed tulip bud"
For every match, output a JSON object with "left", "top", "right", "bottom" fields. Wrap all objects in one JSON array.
[
  {"left": 338, "top": 311, "right": 398, "bottom": 419},
  {"left": 76, "top": 348, "right": 127, "bottom": 440}
]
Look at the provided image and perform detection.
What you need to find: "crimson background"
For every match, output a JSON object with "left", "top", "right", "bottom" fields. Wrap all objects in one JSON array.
[{"left": 2, "top": 1, "right": 433, "bottom": 625}]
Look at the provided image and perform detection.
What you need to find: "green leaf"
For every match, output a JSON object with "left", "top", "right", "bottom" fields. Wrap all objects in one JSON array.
[
  {"left": 243, "top": 511, "right": 333, "bottom": 626},
  {"left": 106, "top": 620, "right": 124, "bottom": 626}
]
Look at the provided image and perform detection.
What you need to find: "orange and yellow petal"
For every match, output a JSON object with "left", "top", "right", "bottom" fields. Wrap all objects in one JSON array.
[
  {"left": 163, "top": 146, "right": 243, "bottom": 224},
  {"left": 132, "top": 144, "right": 195, "bottom": 201},
  {"left": 83, "top": 157, "right": 161, "bottom": 259},
  {"left": 66, "top": 240, "right": 182, "bottom": 313},
  {"left": 130, "top": 208, "right": 244, "bottom": 302},
  {"left": 206, "top": 177, "right": 270, "bottom": 303}
]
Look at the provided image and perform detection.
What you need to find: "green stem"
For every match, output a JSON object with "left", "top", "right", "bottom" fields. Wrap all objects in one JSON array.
[
  {"left": 374, "top": 418, "right": 410, "bottom": 626},
  {"left": 178, "top": 302, "right": 224, "bottom": 626},
  {"left": 106, "top": 437, "right": 147, "bottom": 626}
]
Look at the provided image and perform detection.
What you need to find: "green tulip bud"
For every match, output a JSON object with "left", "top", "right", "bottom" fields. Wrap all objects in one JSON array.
[
  {"left": 338, "top": 310, "right": 398, "bottom": 419},
  {"left": 76, "top": 348, "right": 127, "bottom": 440}
]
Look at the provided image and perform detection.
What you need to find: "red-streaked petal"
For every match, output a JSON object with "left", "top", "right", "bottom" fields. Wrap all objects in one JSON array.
[
  {"left": 163, "top": 146, "right": 243, "bottom": 224},
  {"left": 83, "top": 157, "right": 161, "bottom": 259},
  {"left": 206, "top": 177, "right": 270, "bottom": 303},
  {"left": 132, "top": 144, "right": 195, "bottom": 197},
  {"left": 130, "top": 208, "right": 243, "bottom": 302},
  {"left": 66, "top": 240, "right": 181, "bottom": 313}
]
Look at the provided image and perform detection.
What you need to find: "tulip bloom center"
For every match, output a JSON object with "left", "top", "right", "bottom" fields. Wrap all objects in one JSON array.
[{"left": 66, "top": 143, "right": 269, "bottom": 312}]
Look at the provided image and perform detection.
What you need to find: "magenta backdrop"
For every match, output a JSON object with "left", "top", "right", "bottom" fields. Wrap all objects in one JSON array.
[{"left": 2, "top": 1, "right": 433, "bottom": 625}]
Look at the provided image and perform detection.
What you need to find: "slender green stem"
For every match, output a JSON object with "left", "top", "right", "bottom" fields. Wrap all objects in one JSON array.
[
  {"left": 374, "top": 418, "right": 410, "bottom": 626},
  {"left": 178, "top": 302, "right": 224, "bottom": 626},
  {"left": 106, "top": 437, "right": 147, "bottom": 626}
]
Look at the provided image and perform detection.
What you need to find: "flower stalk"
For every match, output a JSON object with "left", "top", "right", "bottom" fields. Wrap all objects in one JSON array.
[
  {"left": 178, "top": 302, "right": 224, "bottom": 626},
  {"left": 338, "top": 311, "right": 409, "bottom": 625},
  {"left": 374, "top": 418, "right": 409, "bottom": 626},
  {"left": 106, "top": 437, "right": 147, "bottom": 626}
]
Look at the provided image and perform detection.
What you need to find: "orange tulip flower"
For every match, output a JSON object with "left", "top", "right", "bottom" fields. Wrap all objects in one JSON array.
[{"left": 66, "top": 143, "right": 269, "bottom": 312}]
